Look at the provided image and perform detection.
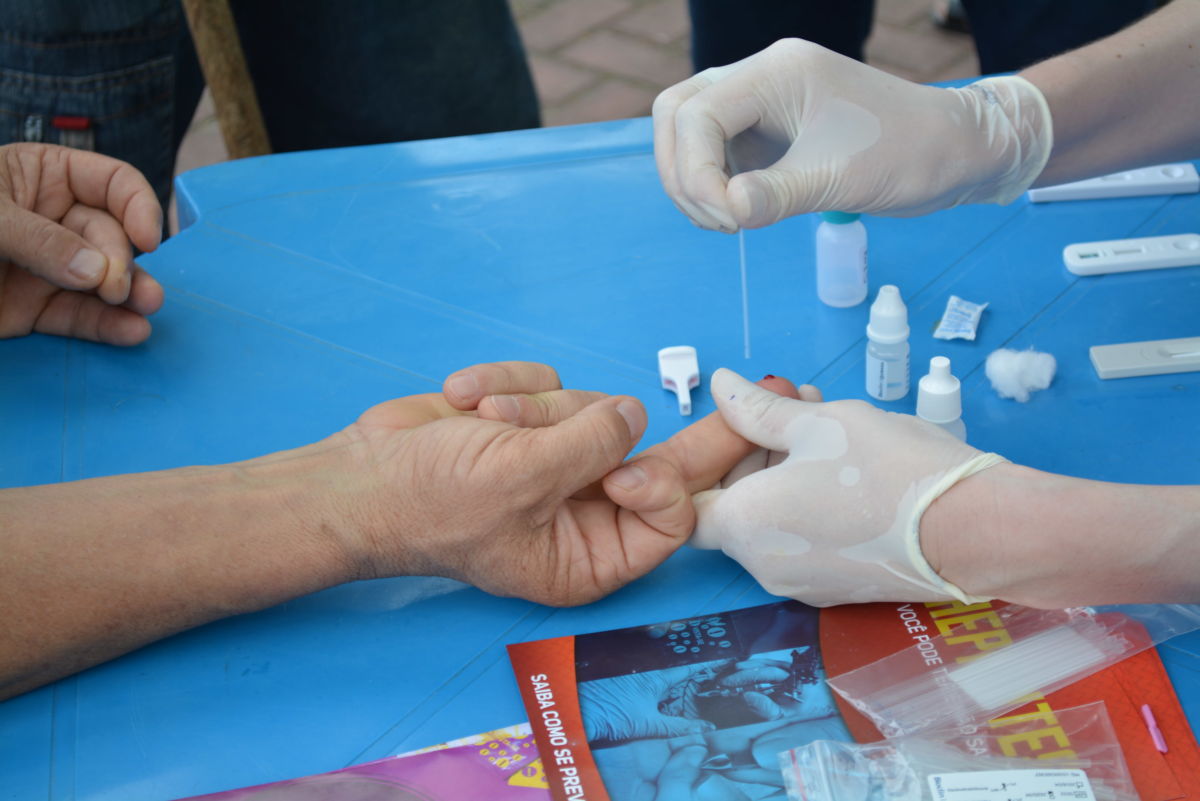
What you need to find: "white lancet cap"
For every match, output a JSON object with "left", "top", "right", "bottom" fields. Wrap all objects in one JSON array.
[{"left": 658, "top": 345, "right": 700, "bottom": 416}]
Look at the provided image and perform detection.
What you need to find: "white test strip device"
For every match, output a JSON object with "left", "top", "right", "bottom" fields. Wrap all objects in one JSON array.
[
  {"left": 1028, "top": 163, "right": 1199, "bottom": 202},
  {"left": 1063, "top": 233, "right": 1200, "bottom": 275},
  {"left": 1090, "top": 336, "right": 1200, "bottom": 379},
  {"left": 658, "top": 345, "right": 700, "bottom": 415}
]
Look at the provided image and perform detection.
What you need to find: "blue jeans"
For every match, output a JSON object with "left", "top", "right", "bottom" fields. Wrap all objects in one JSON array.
[
  {"left": 0, "top": 0, "right": 539, "bottom": 211},
  {"left": 689, "top": 0, "right": 1158, "bottom": 73}
]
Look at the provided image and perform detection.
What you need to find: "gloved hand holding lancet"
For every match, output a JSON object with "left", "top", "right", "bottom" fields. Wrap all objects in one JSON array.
[
  {"left": 653, "top": 40, "right": 1053, "bottom": 231},
  {"left": 690, "top": 369, "right": 1008, "bottom": 607}
]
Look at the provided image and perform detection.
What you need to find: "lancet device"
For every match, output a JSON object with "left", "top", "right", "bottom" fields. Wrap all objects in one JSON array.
[
  {"left": 1063, "top": 233, "right": 1200, "bottom": 275},
  {"left": 658, "top": 346, "right": 700, "bottom": 415},
  {"left": 1028, "top": 163, "right": 1199, "bottom": 202}
]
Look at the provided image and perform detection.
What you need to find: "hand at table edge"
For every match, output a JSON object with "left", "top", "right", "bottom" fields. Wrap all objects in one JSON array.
[{"left": 0, "top": 143, "right": 165, "bottom": 346}]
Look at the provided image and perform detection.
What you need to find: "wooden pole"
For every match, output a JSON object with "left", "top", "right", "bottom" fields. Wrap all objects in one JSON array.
[{"left": 180, "top": 0, "right": 271, "bottom": 159}]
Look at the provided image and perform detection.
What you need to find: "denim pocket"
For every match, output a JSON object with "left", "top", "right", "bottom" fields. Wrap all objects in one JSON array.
[
  {"left": 0, "top": 2, "right": 183, "bottom": 208},
  {"left": 0, "top": 56, "right": 175, "bottom": 205}
]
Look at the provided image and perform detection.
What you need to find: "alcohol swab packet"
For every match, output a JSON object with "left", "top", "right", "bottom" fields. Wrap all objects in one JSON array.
[
  {"left": 933, "top": 295, "right": 988, "bottom": 340},
  {"left": 658, "top": 346, "right": 700, "bottom": 416}
]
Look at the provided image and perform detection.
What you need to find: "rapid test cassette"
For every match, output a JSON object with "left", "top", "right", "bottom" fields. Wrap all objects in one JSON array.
[
  {"left": 1063, "top": 233, "right": 1200, "bottom": 276},
  {"left": 1028, "top": 163, "right": 1199, "bottom": 202},
  {"left": 1090, "top": 336, "right": 1200, "bottom": 379}
]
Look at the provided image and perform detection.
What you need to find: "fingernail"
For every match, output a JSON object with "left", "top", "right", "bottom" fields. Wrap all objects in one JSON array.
[
  {"left": 697, "top": 200, "right": 737, "bottom": 233},
  {"left": 117, "top": 264, "right": 132, "bottom": 302},
  {"left": 446, "top": 373, "right": 478, "bottom": 400},
  {"left": 733, "top": 178, "right": 768, "bottom": 225},
  {"left": 608, "top": 464, "right": 646, "bottom": 491},
  {"left": 616, "top": 399, "right": 644, "bottom": 437},
  {"left": 68, "top": 249, "right": 106, "bottom": 282},
  {"left": 491, "top": 394, "right": 521, "bottom": 422}
]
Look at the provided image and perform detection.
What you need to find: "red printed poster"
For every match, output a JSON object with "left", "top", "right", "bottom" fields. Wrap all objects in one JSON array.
[{"left": 509, "top": 601, "right": 848, "bottom": 801}]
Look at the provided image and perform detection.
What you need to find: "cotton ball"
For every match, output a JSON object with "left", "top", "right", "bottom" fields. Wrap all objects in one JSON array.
[{"left": 985, "top": 348, "right": 1056, "bottom": 402}]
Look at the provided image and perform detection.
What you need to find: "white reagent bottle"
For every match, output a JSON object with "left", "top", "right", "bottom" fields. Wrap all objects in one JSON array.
[
  {"left": 865, "top": 284, "right": 910, "bottom": 401},
  {"left": 917, "top": 356, "right": 967, "bottom": 440},
  {"left": 816, "top": 211, "right": 868, "bottom": 307}
]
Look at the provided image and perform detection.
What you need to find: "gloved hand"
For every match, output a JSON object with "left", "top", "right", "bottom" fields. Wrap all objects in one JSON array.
[
  {"left": 698, "top": 655, "right": 836, "bottom": 723},
  {"left": 653, "top": 39, "right": 1053, "bottom": 232},
  {"left": 690, "top": 369, "right": 1007, "bottom": 606},
  {"left": 579, "top": 665, "right": 718, "bottom": 743}
]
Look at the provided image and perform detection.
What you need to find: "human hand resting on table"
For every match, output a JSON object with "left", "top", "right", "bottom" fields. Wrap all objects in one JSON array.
[
  {"left": 653, "top": 39, "right": 1052, "bottom": 231},
  {"left": 0, "top": 360, "right": 800, "bottom": 698},
  {"left": 0, "top": 143, "right": 163, "bottom": 345},
  {"left": 335, "top": 361, "right": 802, "bottom": 606},
  {"left": 690, "top": 369, "right": 1006, "bottom": 606}
]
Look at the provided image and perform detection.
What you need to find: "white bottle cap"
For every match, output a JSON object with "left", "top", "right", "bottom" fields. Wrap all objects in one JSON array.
[
  {"left": 866, "top": 285, "right": 909, "bottom": 344},
  {"left": 917, "top": 356, "right": 962, "bottom": 424},
  {"left": 657, "top": 345, "right": 700, "bottom": 415}
]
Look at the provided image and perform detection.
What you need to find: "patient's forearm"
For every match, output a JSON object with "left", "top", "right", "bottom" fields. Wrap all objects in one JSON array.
[{"left": 0, "top": 440, "right": 354, "bottom": 699}]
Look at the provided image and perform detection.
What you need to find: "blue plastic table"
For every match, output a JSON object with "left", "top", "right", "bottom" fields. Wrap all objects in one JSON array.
[{"left": 2, "top": 118, "right": 1198, "bottom": 800}]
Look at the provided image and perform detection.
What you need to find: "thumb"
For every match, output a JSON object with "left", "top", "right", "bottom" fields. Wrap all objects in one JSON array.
[
  {"left": 727, "top": 167, "right": 824, "bottom": 229},
  {"left": 0, "top": 205, "right": 109, "bottom": 291},
  {"left": 710, "top": 367, "right": 806, "bottom": 451},
  {"left": 602, "top": 453, "right": 694, "bottom": 542},
  {"left": 531, "top": 396, "right": 647, "bottom": 495}
]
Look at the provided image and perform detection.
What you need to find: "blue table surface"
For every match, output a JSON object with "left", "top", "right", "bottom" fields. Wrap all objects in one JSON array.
[{"left": 2, "top": 117, "right": 1198, "bottom": 800}]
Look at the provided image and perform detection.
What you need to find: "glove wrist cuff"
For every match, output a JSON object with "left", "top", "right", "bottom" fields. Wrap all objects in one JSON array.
[
  {"left": 907, "top": 451, "right": 1009, "bottom": 603},
  {"left": 960, "top": 76, "right": 1054, "bottom": 206}
]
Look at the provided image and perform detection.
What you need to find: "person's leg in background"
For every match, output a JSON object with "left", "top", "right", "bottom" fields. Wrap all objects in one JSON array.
[
  {"left": 172, "top": 18, "right": 206, "bottom": 164},
  {"left": 962, "top": 0, "right": 1159, "bottom": 74},
  {"left": 0, "top": 0, "right": 197, "bottom": 214},
  {"left": 229, "top": 0, "right": 540, "bottom": 153},
  {"left": 688, "top": 0, "right": 877, "bottom": 71},
  {"left": 2, "top": 0, "right": 539, "bottom": 215}
]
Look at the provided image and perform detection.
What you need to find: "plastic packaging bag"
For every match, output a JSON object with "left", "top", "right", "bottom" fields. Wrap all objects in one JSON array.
[
  {"left": 780, "top": 701, "right": 1136, "bottom": 801},
  {"left": 826, "top": 604, "right": 1200, "bottom": 738}
]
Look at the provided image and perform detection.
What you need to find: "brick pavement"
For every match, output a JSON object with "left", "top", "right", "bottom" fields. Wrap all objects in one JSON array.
[
  {"left": 516, "top": 0, "right": 977, "bottom": 126},
  {"left": 172, "top": 0, "right": 979, "bottom": 224}
]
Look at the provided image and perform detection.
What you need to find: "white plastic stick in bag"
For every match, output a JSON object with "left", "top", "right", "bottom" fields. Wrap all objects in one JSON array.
[{"left": 826, "top": 604, "right": 1200, "bottom": 738}]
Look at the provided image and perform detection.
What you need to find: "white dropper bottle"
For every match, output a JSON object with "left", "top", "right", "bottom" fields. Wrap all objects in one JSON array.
[
  {"left": 865, "top": 285, "right": 910, "bottom": 401},
  {"left": 917, "top": 356, "right": 966, "bottom": 440}
]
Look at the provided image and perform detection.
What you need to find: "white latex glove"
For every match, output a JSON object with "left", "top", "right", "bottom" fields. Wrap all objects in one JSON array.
[
  {"left": 691, "top": 369, "right": 1007, "bottom": 606},
  {"left": 579, "top": 664, "right": 718, "bottom": 743},
  {"left": 653, "top": 39, "right": 1053, "bottom": 232}
]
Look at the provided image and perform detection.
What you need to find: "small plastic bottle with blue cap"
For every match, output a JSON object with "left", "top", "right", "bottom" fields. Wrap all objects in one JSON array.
[{"left": 815, "top": 211, "right": 868, "bottom": 307}]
